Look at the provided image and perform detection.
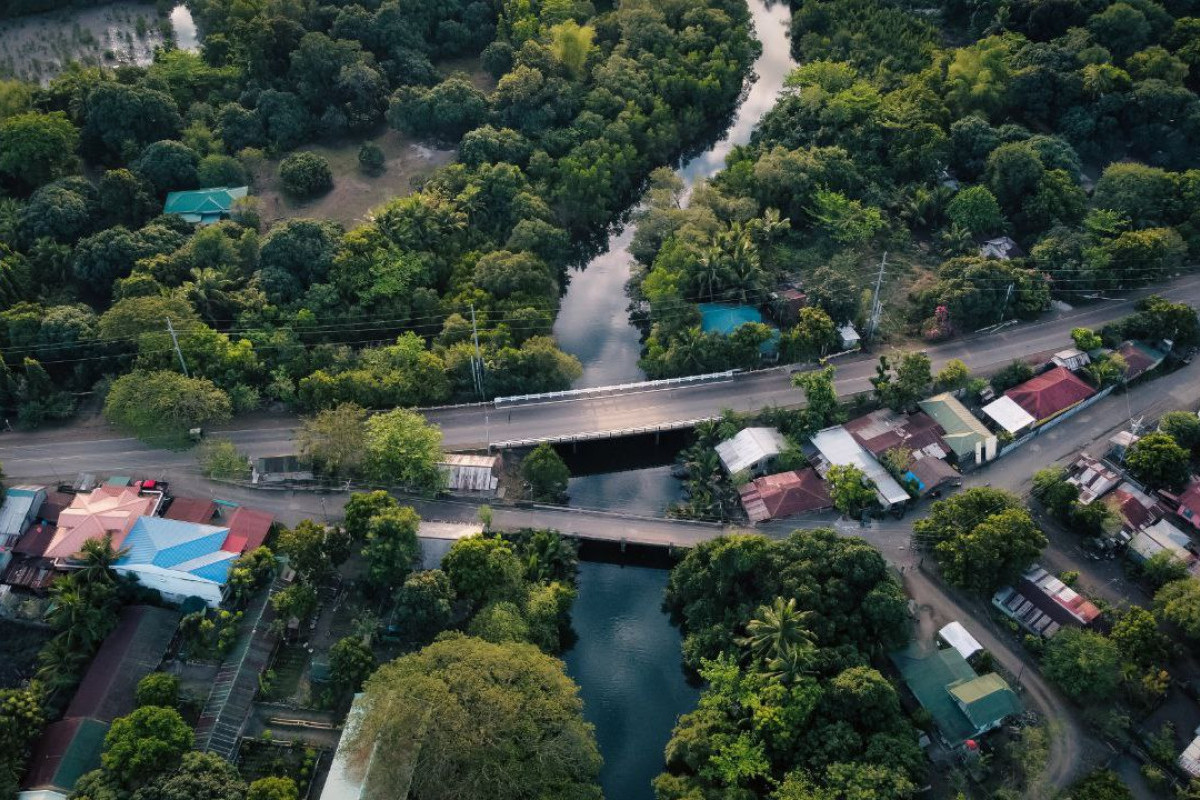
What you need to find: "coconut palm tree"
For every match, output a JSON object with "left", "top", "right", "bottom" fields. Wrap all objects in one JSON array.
[
  {"left": 738, "top": 597, "right": 817, "bottom": 666},
  {"left": 74, "top": 534, "right": 126, "bottom": 589},
  {"left": 185, "top": 266, "right": 237, "bottom": 324}
]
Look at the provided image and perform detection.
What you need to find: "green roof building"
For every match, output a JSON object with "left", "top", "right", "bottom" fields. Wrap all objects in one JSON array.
[
  {"left": 918, "top": 393, "right": 997, "bottom": 465},
  {"left": 163, "top": 186, "right": 249, "bottom": 225},
  {"left": 20, "top": 717, "right": 109, "bottom": 798},
  {"left": 891, "top": 642, "right": 1021, "bottom": 748}
]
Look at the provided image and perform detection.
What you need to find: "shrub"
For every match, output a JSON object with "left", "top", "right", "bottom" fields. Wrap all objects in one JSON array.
[
  {"left": 357, "top": 143, "right": 385, "bottom": 175},
  {"left": 278, "top": 152, "right": 332, "bottom": 200}
]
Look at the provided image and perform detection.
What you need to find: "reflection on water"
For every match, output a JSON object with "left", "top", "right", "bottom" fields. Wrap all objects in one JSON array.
[
  {"left": 565, "top": 562, "right": 698, "bottom": 800},
  {"left": 552, "top": 0, "right": 797, "bottom": 388},
  {"left": 568, "top": 465, "right": 683, "bottom": 517}
]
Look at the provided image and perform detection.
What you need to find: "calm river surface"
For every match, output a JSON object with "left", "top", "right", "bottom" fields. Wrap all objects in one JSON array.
[
  {"left": 552, "top": 0, "right": 797, "bottom": 388},
  {"left": 565, "top": 561, "right": 699, "bottom": 800}
]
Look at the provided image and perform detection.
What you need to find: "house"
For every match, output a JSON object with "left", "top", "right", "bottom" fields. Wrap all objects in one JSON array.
[
  {"left": 44, "top": 486, "right": 161, "bottom": 562},
  {"left": 716, "top": 427, "right": 788, "bottom": 476},
  {"left": 738, "top": 468, "right": 832, "bottom": 523},
  {"left": 919, "top": 393, "right": 997, "bottom": 465},
  {"left": 1051, "top": 347, "right": 1091, "bottom": 372},
  {"left": 891, "top": 641, "right": 1021, "bottom": 748},
  {"left": 844, "top": 409, "right": 950, "bottom": 461},
  {"left": 1066, "top": 454, "right": 1121, "bottom": 504},
  {"left": 981, "top": 396, "right": 1036, "bottom": 437},
  {"left": 438, "top": 454, "right": 500, "bottom": 492},
  {"left": 904, "top": 455, "right": 962, "bottom": 497},
  {"left": 19, "top": 606, "right": 179, "bottom": 800},
  {"left": 809, "top": 426, "right": 911, "bottom": 509},
  {"left": 1116, "top": 340, "right": 1166, "bottom": 381},
  {"left": 979, "top": 236, "right": 1024, "bottom": 260},
  {"left": 992, "top": 565, "right": 1101, "bottom": 638},
  {"left": 838, "top": 324, "right": 861, "bottom": 350},
  {"left": 1180, "top": 732, "right": 1200, "bottom": 779},
  {"left": 222, "top": 506, "right": 274, "bottom": 554},
  {"left": 163, "top": 186, "right": 249, "bottom": 225},
  {"left": 939, "top": 622, "right": 983, "bottom": 661},
  {"left": 0, "top": 486, "right": 46, "bottom": 548},
  {"left": 1003, "top": 366, "right": 1096, "bottom": 425},
  {"left": 163, "top": 496, "right": 217, "bottom": 524},
  {"left": 1103, "top": 481, "right": 1164, "bottom": 536},
  {"left": 114, "top": 517, "right": 239, "bottom": 606},
  {"left": 1175, "top": 477, "right": 1200, "bottom": 531},
  {"left": 1129, "top": 518, "right": 1195, "bottom": 566}
]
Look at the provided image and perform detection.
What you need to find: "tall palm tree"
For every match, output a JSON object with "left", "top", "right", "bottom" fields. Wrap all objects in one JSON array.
[
  {"left": 185, "top": 267, "right": 237, "bottom": 324},
  {"left": 738, "top": 597, "right": 816, "bottom": 666},
  {"left": 74, "top": 534, "right": 126, "bottom": 589}
]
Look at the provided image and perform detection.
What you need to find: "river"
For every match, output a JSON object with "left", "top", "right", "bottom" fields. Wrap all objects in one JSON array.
[
  {"left": 564, "top": 561, "right": 699, "bottom": 800},
  {"left": 551, "top": 0, "right": 797, "bottom": 388}
]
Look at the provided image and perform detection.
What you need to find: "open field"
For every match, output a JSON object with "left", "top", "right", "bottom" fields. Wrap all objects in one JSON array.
[
  {"left": 251, "top": 129, "right": 454, "bottom": 230},
  {"left": 0, "top": 1, "right": 195, "bottom": 84}
]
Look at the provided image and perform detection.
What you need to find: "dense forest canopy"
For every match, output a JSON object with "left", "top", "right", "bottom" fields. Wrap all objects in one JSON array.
[
  {"left": 630, "top": 0, "right": 1200, "bottom": 377},
  {"left": 0, "top": 0, "right": 757, "bottom": 429}
]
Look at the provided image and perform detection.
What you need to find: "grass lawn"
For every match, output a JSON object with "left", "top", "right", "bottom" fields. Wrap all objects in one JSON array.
[
  {"left": 0, "top": 619, "right": 53, "bottom": 688},
  {"left": 251, "top": 129, "right": 454, "bottom": 230}
]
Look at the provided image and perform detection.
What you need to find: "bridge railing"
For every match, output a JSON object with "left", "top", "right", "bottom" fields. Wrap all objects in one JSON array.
[
  {"left": 492, "top": 370, "right": 738, "bottom": 406},
  {"left": 490, "top": 417, "right": 717, "bottom": 449}
]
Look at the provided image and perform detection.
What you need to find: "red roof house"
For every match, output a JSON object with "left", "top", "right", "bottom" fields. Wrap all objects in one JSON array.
[
  {"left": 163, "top": 496, "right": 217, "bottom": 524},
  {"left": 738, "top": 469, "right": 832, "bottom": 523},
  {"left": 221, "top": 506, "right": 274, "bottom": 553},
  {"left": 1176, "top": 478, "right": 1200, "bottom": 531},
  {"left": 1004, "top": 366, "right": 1096, "bottom": 424},
  {"left": 844, "top": 409, "right": 951, "bottom": 459}
]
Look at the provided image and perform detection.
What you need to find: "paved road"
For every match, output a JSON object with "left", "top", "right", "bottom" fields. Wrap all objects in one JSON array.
[{"left": 2, "top": 275, "right": 1200, "bottom": 479}]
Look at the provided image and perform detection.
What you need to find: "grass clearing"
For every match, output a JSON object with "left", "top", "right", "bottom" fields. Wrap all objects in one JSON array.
[{"left": 251, "top": 128, "right": 454, "bottom": 230}]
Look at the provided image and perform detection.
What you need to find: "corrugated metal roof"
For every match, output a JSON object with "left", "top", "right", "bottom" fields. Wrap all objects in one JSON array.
[
  {"left": 0, "top": 486, "right": 45, "bottom": 538},
  {"left": 920, "top": 393, "right": 993, "bottom": 461},
  {"left": 939, "top": 622, "right": 982, "bottom": 660},
  {"left": 21, "top": 717, "right": 108, "bottom": 793},
  {"left": 222, "top": 506, "right": 274, "bottom": 553},
  {"left": 982, "top": 396, "right": 1036, "bottom": 434},
  {"left": 716, "top": 428, "right": 787, "bottom": 475},
  {"left": 809, "top": 426, "right": 910, "bottom": 507},
  {"left": 1004, "top": 366, "right": 1095, "bottom": 422}
]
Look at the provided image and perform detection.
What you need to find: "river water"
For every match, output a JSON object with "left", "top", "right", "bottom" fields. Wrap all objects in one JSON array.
[
  {"left": 564, "top": 561, "right": 699, "bottom": 800},
  {"left": 552, "top": 0, "right": 796, "bottom": 388}
]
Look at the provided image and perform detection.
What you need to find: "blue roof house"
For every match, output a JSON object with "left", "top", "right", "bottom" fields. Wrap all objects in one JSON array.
[
  {"left": 114, "top": 517, "right": 237, "bottom": 607},
  {"left": 163, "top": 186, "right": 249, "bottom": 225}
]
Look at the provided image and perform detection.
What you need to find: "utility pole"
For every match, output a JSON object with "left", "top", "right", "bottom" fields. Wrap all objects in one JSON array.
[
  {"left": 867, "top": 251, "right": 887, "bottom": 340},
  {"left": 997, "top": 283, "right": 1014, "bottom": 325},
  {"left": 165, "top": 317, "right": 188, "bottom": 377},
  {"left": 469, "top": 303, "right": 484, "bottom": 399}
]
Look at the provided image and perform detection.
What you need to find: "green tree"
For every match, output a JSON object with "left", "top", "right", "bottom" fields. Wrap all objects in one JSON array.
[
  {"left": 196, "top": 154, "right": 247, "bottom": 189},
  {"left": 278, "top": 152, "right": 333, "bottom": 199},
  {"left": 343, "top": 490, "right": 399, "bottom": 541},
  {"left": 1142, "top": 548, "right": 1189, "bottom": 588},
  {"left": 1071, "top": 327, "right": 1102, "bottom": 351},
  {"left": 524, "top": 580, "right": 577, "bottom": 653},
  {"left": 1042, "top": 628, "right": 1122, "bottom": 703},
  {"left": 809, "top": 189, "right": 885, "bottom": 245},
  {"left": 826, "top": 464, "right": 878, "bottom": 518},
  {"left": 197, "top": 438, "right": 250, "bottom": 481},
  {"left": 270, "top": 583, "right": 318, "bottom": 632},
  {"left": 101, "top": 705, "right": 193, "bottom": 788},
  {"left": 522, "top": 443, "right": 569, "bottom": 502},
  {"left": 933, "top": 507, "right": 1046, "bottom": 594},
  {"left": 1125, "top": 431, "right": 1190, "bottom": 491},
  {"left": 468, "top": 600, "right": 531, "bottom": 644},
  {"left": 0, "top": 111, "right": 78, "bottom": 190},
  {"left": 945, "top": 185, "right": 1004, "bottom": 236},
  {"left": 0, "top": 687, "right": 43, "bottom": 796},
  {"left": 358, "top": 143, "right": 385, "bottom": 175},
  {"left": 132, "top": 140, "right": 200, "bottom": 196},
  {"left": 348, "top": 636, "right": 602, "bottom": 800},
  {"left": 135, "top": 673, "right": 180, "bottom": 709},
  {"left": 134, "top": 750, "right": 246, "bottom": 800},
  {"left": 1065, "top": 770, "right": 1132, "bottom": 800},
  {"left": 247, "top": 777, "right": 299, "bottom": 800},
  {"left": 442, "top": 535, "right": 526, "bottom": 610},
  {"left": 1160, "top": 411, "right": 1200, "bottom": 452},
  {"left": 104, "top": 371, "right": 232, "bottom": 443},
  {"left": 298, "top": 403, "right": 367, "bottom": 477},
  {"left": 782, "top": 306, "right": 838, "bottom": 362},
  {"left": 1155, "top": 578, "right": 1200, "bottom": 641},
  {"left": 738, "top": 596, "right": 816, "bottom": 668},
  {"left": 329, "top": 636, "right": 376, "bottom": 694},
  {"left": 363, "top": 408, "right": 445, "bottom": 492},
  {"left": 1110, "top": 606, "right": 1170, "bottom": 669},
  {"left": 393, "top": 570, "right": 455, "bottom": 644},
  {"left": 934, "top": 358, "right": 971, "bottom": 391},
  {"left": 276, "top": 519, "right": 349, "bottom": 583},
  {"left": 792, "top": 365, "right": 844, "bottom": 434},
  {"left": 362, "top": 507, "right": 421, "bottom": 592},
  {"left": 549, "top": 20, "right": 596, "bottom": 78},
  {"left": 226, "top": 547, "right": 275, "bottom": 606}
]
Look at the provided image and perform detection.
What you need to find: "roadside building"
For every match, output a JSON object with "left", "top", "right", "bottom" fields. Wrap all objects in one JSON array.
[
  {"left": 163, "top": 186, "right": 249, "bottom": 225},
  {"left": 1116, "top": 340, "right": 1166, "bottom": 381},
  {"left": 252, "top": 454, "right": 314, "bottom": 485},
  {"left": 1129, "top": 518, "right": 1195, "bottom": 567},
  {"left": 844, "top": 409, "right": 950, "bottom": 461},
  {"left": 938, "top": 622, "right": 983, "bottom": 661},
  {"left": 1108, "top": 430, "right": 1141, "bottom": 463},
  {"left": 1103, "top": 481, "right": 1165, "bottom": 537},
  {"left": 1066, "top": 454, "right": 1121, "bottom": 504},
  {"left": 114, "top": 517, "right": 239, "bottom": 606},
  {"left": 43, "top": 486, "right": 161, "bottom": 563},
  {"left": 716, "top": 427, "right": 788, "bottom": 476},
  {"left": 809, "top": 426, "right": 911, "bottom": 509},
  {"left": 919, "top": 393, "right": 997, "bottom": 466},
  {"left": 1174, "top": 477, "right": 1200, "bottom": 531},
  {"left": 903, "top": 456, "right": 962, "bottom": 497},
  {"left": 0, "top": 486, "right": 46, "bottom": 548},
  {"left": 838, "top": 324, "right": 861, "bottom": 350},
  {"left": 737, "top": 468, "right": 832, "bottom": 523},
  {"left": 437, "top": 454, "right": 500, "bottom": 493},
  {"left": 991, "top": 565, "right": 1102, "bottom": 638},
  {"left": 1051, "top": 347, "right": 1091, "bottom": 372},
  {"left": 222, "top": 506, "right": 274, "bottom": 554},
  {"left": 1002, "top": 366, "right": 1096, "bottom": 426},
  {"left": 163, "top": 496, "right": 217, "bottom": 524},
  {"left": 19, "top": 606, "right": 179, "bottom": 800},
  {"left": 769, "top": 287, "right": 808, "bottom": 326},
  {"left": 981, "top": 396, "right": 1036, "bottom": 437},
  {"left": 890, "top": 641, "right": 1021, "bottom": 749}
]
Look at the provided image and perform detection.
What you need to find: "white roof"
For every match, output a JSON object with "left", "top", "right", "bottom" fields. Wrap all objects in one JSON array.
[
  {"left": 838, "top": 324, "right": 860, "bottom": 343},
  {"left": 939, "top": 622, "right": 983, "bottom": 660},
  {"left": 982, "top": 396, "right": 1036, "bottom": 434},
  {"left": 0, "top": 487, "right": 43, "bottom": 538},
  {"left": 1181, "top": 733, "right": 1200, "bottom": 778},
  {"left": 438, "top": 454, "right": 499, "bottom": 491},
  {"left": 716, "top": 427, "right": 787, "bottom": 474},
  {"left": 1052, "top": 348, "right": 1091, "bottom": 371},
  {"left": 1131, "top": 519, "right": 1193, "bottom": 562},
  {"left": 809, "top": 426, "right": 910, "bottom": 507},
  {"left": 321, "top": 693, "right": 373, "bottom": 800}
]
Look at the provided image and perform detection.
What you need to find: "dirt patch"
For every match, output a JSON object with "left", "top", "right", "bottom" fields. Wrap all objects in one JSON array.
[
  {"left": 435, "top": 54, "right": 497, "bottom": 92},
  {"left": 0, "top": 2, "right": 194, "bottom": 84},
  {"left": 251, "top": 129, "right": 455, "bottom": 230}
]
